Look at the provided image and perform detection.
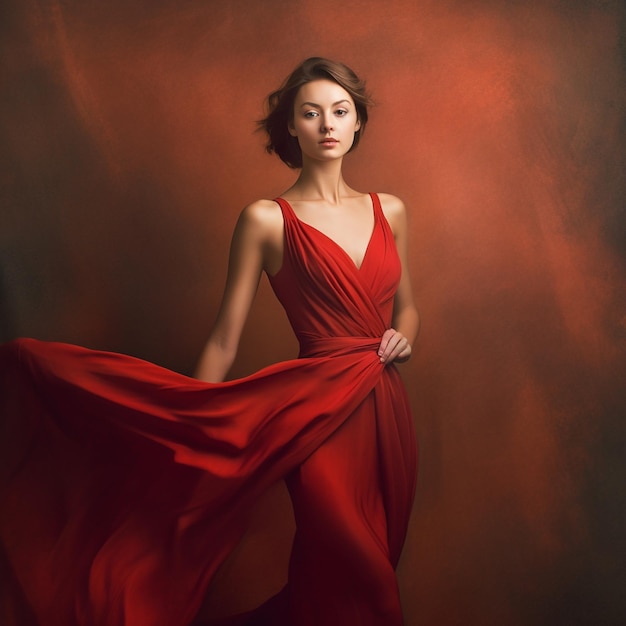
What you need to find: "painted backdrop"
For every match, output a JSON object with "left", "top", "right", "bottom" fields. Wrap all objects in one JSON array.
[{"left": 1, "top": 1, "right": 625, "bottom": 624}]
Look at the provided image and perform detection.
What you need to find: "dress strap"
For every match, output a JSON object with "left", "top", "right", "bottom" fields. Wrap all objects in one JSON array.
[
  {"left": 274, "top": 197, "right": 295, "bottom": 222},
  {"left": 368, "top": 192, "right": 382, "bottom": 218}
]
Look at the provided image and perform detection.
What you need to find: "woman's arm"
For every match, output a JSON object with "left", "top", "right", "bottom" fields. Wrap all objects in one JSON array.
[
  {"left": 377, "top": 194, "right": 420, "bottom": 365},
  {"left": 194, "top": 201, "right": 282, "bottom": 382}
]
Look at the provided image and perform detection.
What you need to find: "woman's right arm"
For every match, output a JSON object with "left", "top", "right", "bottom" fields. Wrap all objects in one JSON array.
[{"left": 194, "top": 201, "right": 281, "bottom": 383}]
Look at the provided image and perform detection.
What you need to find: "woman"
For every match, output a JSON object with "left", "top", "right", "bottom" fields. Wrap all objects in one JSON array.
[{"left": 0, "top": 57, "right": 418, "bottom": 626}]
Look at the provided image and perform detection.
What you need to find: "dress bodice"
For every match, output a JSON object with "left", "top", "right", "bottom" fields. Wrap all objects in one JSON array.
[{"left": 269, "top": 193, "right": 401, "bottom": 356}]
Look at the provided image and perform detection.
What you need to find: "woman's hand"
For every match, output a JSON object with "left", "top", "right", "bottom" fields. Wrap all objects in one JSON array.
[{"left": 378, "top": 328, "right": 412, "bottom": 365}]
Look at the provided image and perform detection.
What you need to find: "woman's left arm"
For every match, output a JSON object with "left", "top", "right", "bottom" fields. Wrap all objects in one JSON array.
[{"left": 377, "top": 194, "right": 420, "bottom": 365}]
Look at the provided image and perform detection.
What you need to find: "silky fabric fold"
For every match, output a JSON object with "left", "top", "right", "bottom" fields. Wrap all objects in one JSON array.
[{"left": 0, "top": 193, "right": 417, "bottom": 626}]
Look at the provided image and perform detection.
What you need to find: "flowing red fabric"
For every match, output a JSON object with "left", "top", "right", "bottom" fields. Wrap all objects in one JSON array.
[{"left": 0, "top": 193, "right": 417, "bottom": 626}]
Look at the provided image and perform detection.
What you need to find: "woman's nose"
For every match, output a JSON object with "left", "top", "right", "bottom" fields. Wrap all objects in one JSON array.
[{"left": 320, "top": 117, "right": 334, "bottom": 132}]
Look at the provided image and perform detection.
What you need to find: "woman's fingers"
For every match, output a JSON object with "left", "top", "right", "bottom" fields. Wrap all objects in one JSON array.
[{"left": 378, "top": 329, "right": 411, "bottom": 364}]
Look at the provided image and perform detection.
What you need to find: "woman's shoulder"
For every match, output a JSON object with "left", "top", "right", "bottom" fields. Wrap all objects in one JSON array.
[
  {"left": 373, "top": 192, "right": 407, "bottom": 232},
  {"left": 239, "top": 198, "right": 283, "bottom": 224},
  {"left": 374, "top": 192, "right": 406, "bottom": 212},
  {"left": 235, "top": 199, "right": 284, "bottom": 240}
]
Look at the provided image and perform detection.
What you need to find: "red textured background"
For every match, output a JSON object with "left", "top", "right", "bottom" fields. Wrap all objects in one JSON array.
[{"left": 1, "top": 1, "right": 625, "bottom": 624}]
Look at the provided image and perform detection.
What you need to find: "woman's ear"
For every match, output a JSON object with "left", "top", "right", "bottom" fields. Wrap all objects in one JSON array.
[
  {"left": 355, "top": 118, "right": 361, "bottom": 132},
  {"left": 288, "top": 121, "right": 298, "bottom": 137}
]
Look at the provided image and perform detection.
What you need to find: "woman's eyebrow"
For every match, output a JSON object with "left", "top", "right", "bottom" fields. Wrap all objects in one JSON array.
[{"left": 299, "top": 99, "right": 351, "bottom": 108}]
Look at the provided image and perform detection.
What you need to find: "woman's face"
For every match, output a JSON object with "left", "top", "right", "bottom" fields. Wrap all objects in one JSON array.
[{"left": 289, "top": 79, "right": 361, "bottom": 165}]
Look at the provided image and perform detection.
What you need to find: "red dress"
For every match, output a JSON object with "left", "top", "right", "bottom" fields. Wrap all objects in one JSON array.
[{"left": 0, "top": 193, "right": 417, "bottom": 626}]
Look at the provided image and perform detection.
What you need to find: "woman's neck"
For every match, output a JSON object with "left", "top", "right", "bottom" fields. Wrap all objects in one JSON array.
[{"left": 285, "top": 158, "right": 357, "bottom": 205}]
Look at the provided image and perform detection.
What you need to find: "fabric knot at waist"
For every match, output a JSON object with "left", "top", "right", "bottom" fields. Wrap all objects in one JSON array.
[{"left": 298, "top": 334, "right": 381, "bottom": 359}]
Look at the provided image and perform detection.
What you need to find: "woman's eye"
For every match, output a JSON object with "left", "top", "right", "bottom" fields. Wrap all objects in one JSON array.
[
  {"left": 304, "top": 111, "right": 318, "bottom": 118},
  {"left": 335, "top": 109, "right": 348, "bottom": 116}
]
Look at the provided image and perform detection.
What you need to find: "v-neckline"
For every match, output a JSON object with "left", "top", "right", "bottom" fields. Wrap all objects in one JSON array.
[{"left": 278, "top": 194, "right": 378, "bottom": 272}]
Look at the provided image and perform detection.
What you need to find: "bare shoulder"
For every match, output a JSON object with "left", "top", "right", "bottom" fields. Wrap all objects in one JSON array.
[
  {"left": 240, "top": 198, "right": 283, "bottom": 225},
  {"left": 237, "top": 199, "right": 284, "bottom": 239},
  {"left": 376, "top": 192, "right": 407, "bottom": 235}
]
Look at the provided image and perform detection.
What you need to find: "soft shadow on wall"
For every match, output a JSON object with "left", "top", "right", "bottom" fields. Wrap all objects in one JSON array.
[{"left": 1, "top": 1, "right": 625, "bottom": 625}]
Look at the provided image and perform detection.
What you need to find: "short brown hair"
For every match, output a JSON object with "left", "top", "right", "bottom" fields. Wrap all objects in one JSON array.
[{"left": 258, "top": 57, "right": 373, "bottom": 169}]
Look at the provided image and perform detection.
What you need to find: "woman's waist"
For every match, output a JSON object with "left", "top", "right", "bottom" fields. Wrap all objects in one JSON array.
[{"left": 296, "top": 333, "right": 381, "bottom": 359}]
